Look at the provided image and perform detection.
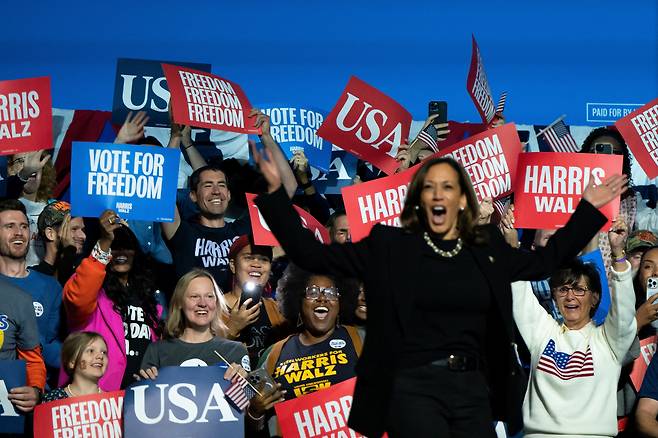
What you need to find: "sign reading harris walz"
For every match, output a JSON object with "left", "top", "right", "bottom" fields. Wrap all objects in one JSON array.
[{"left": 112, "top": 58, "right": 211, "bottom": 127}]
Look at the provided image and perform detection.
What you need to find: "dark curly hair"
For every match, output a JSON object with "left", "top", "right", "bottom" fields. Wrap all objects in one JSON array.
[
  {"left": 103, "top": 227, "right": 162, "bottom": 337},
  {"left": 276, "top": 264, "right": 360, "bottom": 329},
  {"left": 580, "top": 127, "right": 633, "bottom": 198}
]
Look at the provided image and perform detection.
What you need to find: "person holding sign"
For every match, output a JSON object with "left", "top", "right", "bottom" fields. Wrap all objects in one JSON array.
[
  {"left": 42, "top": 331, "right": 108, "bottom": 402},
  {"left": 62, "top": 210, "right": 163, "bottom": 391},
  {"left": 511, "top": 220, "right": 636, "bottom": 437},
  {"left": 253, "top": 146, "right": 626, "bottom": 437}
]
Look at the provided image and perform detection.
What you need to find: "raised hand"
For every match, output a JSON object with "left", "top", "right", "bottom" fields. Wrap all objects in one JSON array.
[
  {"left": 226, "top": 298, "right": 261, "bottom": 338},
  {"left": 251, "top": 141, "right": 282, "bottom": 193},
  {"left": 18, "top": 150, "right": 50, "bottom": 180},
  {"left": 291, "top": 150, "right": 309, "bottom": 174},
  {"left": 395, "top": 142, "right": 411, "bottom": 173},
  {"left": 249, "top": 109, "right": 270, "bottom": 137},
  {"left": 59, "top": 214, "right": 75, "bottom": 248},
  {"left": 98, "top": 210, "right": 123, "bottom": 251},
  {"left": 581, "top": 174, "right": 628, "bottom": 209},
  {"left": 478, "top": 197, "right": 494, "bottom": 225},
  {"left": 608, "top": 217, "right": 628, "bottom": 258},
  {"left": 115, "top": 111, "right": 149, "bottom": 144}
]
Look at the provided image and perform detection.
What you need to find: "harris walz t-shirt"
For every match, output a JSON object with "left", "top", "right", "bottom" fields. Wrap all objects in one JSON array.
[
  {"left": 168, "top": 216, "right": 249, "bottom": 291},
  {"left": 271, "top": 326, "right": 359, "bottom": 400}
]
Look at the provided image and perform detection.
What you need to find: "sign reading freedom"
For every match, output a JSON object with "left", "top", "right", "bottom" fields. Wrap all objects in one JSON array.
[
  {"left": 0, "top": 76, "right": 52, "bottom": 155},
  {"left": 466, "top": 35, "right": 496, "bottom": 125},
  {"left": 34, "top": 391, "right": 124, "bottom": 438},
  {"left": 70, "top": 142, "right": 180, "bottom": 222},
  {"left": 615, "top": 96, "right": 658, "bottom": 179},
  {"left": 162, "top": 63, "right": 259, "bottom": 135},
  {"left": 513, "top": 152, "right": 622, "bottom": 230}
]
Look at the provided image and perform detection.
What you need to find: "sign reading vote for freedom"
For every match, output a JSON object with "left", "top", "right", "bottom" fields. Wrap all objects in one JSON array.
[
  {"left": 162, "top": 63, "right": 259, "bottom": 135},
  {"left": 0, "top": 76, "right": 52, "bottom": 155},
  {"left": 466, "top": 35, "right": 496, "bottom": 125},
  {"left": 259, "top": 105, "right": 332, "bottom": 172},
  {"left": 275, "top": 377, "right": 382, "bottom": 438},
  {"left": 341, "top": 166, "right": 416, "bottom": 242},
  {"left": 245, "top": 193, "right": 330, "bottom": 246},
  {"left": 123, "top": 366, "right": 244, "bottom": 438},
  {"left": 0, "top": 360, "right": 26, "bottom": 434},
  {"left": 70, "top": 142, "right": 180, "bottom": 222},
  {"left": 34, "top": 391, "right": 124, "bottom": 438},
  {"left": 615, "top": 97, "right": 658, "bottom": 179},
  {"left": 112, "top": 58, "right": 212, "bottom": 128},
  {"left": 432, "top": 124, "right": 522, "bottom": 202},
  {"left": 317, "top": 76, "right": 411, "bottom": 176},
  {"left": 513, "top": 152, "right": 622, "bottom": 230}
]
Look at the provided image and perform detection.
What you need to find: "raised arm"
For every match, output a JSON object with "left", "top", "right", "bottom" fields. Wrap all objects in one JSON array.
[
  {"left": 253, "top": 144, "right": 369, "bottom": 279},
  {"left": 503, "top": 175, "right": 628, "bottom": 281},
  {"left": 603, "top": 219, "right": 637, "bottom": 361},
  {"left": 511, "top": 281, "right": 558, "bottom": 353},
  {"left": 250, "top": 109, "right": 298, "bottom": 198}
]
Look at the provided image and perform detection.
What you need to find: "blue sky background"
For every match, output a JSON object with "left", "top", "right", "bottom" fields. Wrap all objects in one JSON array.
[{"left": 2, "top": 0, "right": 656, "bottom": 125}]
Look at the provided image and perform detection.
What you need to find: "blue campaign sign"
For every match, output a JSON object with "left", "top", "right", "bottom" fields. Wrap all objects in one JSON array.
[
  {"left": 586, "top": 102, "right": 644, "bottom": 123},
  {"left": 0, "top": 360, "right": 26, "bottom": 434},
  {"left": 123, "top": 366, "right": 244, "bottom": 438},
  {"left": 310, "top": 148, "right": 358, "bottom": 195},
  {"left": 70, "top": 142, "right": 180, "bottom": 222},
  {"left": 112, "top": 58, "right": 212, "bottom": 128},
  {"left": 259, "top": 105, "right": 332, "bottom": 172}
]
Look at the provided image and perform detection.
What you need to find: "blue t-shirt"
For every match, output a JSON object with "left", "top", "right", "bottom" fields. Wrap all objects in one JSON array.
[
  {"left": 1, "top": 270, "right": 62, "bottom": 369},
  {"left": 640, "top": 354, "right": 658, "bottom": 400}
]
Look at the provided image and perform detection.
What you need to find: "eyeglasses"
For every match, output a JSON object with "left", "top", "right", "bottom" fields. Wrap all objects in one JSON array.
[
  {"left": 304, "top": 285, "right": 340, "bottom": 301},
  {"left": 555, "top": 285, "right": 590, "bottom": 297}
]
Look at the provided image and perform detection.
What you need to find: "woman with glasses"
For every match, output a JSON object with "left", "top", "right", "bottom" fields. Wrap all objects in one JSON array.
[
  {"left": 257, "top": 264, "right": 361, "bottom": 401},
  {"left": 512, "top": 219, "right": 636, "bottom": 437}
]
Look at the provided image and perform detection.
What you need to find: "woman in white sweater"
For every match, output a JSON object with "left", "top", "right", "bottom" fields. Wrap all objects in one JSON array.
[{"left": 512, "top": 220, "right": 636, "bottom": 437}]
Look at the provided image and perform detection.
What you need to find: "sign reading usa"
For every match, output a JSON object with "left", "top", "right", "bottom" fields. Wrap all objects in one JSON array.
[
  {"left": 162, "top": 63, "right": 259, "bottom": 135},
  {"left": 317, "top": 76, "right": 411, "bottom": 175},
  {"left": 311, "top": 148, "right": 358, "bottom": 195},
  {"left": 0, "top": 360, "right": 26, "bottom": 434},
  {"left": 0, "top": 76, "right": 52, "bottom": 155},
  {"left": 70, "top": 142, "right": 180, "bottom": 222},
  {"left": 111, "top": 58, "right": 211, "bottom": 128},
  {"left": 123, "top": 366, "right": 244, "bottom": 438},
  {"left": 34, "top": 391, "right": 124, "bottom": 438}
]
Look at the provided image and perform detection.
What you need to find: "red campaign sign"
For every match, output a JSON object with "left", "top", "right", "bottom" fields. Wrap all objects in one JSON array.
[
  {"left": 341, "top": 166, "right": 416, "bottom": 242},
  {"left": 615, "top": 97, "right": 658, "bottom": 179},
  {"left": 245, "top": 193, "right": 330, "bottom": 246},
  {"left": 0, "top": 76, "right": 52, "bottom": 155},
  {"left": 34, "top": 390, "right": 124, "bottom": 438},
  {"left": 513, "top": 152, "right": 622, "bottom": 230},
  {"left": 275, "top": 377, "right": 385, "bottom": 438},
  {"left": 317, "top": 76, "right": 411, "bottom": 176},
  {"left": 431, "top": 123, "right": 522, "bottom": 202},
  {"left": 466, "top": 35, "right": 496, "bottom": 125},
  {"left": 630, "top": 336, "right": 657, "bottom": 392},
  {"left": 161, "top": 63, "right": 259, "bottom": 135}
]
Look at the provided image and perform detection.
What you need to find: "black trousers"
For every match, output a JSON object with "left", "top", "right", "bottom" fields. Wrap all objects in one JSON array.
[{"left": 385, "top": 363, "right": 497, "bottom": 438}]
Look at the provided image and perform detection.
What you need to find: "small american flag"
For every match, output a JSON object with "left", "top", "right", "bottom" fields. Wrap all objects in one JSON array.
[
  {"left": 537, "top": 339, "right": 594, "bottom": 380},
  {"left": 492, "top": 195, "right": 511, "bottom": 219},
  {"left": 540, "top": 120, "right": 579, "bottom": 153},
  {"left": 495, "top": 92, "right": 507, "bottom": 115},
  {"left": 225, "top": 376, "right": 256, "bottom": 411},
  {"left": 417, "top": 127, "right": 439, "bottom": 153}
]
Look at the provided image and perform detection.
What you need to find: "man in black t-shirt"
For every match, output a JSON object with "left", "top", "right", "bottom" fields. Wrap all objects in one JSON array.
[{"left": 162, "top": 110, "right": 298, "bottom": 291}]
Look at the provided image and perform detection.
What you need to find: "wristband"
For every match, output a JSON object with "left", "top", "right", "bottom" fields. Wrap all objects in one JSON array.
[
  {"left": 614, "top": 256, "right": 627, "bottom": 263},
  {"left": 91, "top": 242, "right": 112, "bottom": 265},
  {"left": 183, "top": 143, "right": 194, "bottom": 150},
  {"left": 613, "top": 250, "right": 626, "bottom": 263}
]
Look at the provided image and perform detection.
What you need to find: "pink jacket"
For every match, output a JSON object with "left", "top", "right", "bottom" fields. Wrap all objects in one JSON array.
[{"left": 60, "top": 257, "right": 161, "bottom": 390}]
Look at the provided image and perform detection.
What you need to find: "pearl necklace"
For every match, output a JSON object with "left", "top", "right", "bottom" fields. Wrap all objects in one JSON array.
[
  {"left": 423, "top": 232, "right": 463, "bottom": 258},
  {"left": 66, "top": 384, "right": 102, "bottom": 397}
]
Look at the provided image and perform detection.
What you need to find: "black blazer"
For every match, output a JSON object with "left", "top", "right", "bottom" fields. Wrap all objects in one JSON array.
[{"left": 255, "top": 187, "right": 607, "bottom": 437}]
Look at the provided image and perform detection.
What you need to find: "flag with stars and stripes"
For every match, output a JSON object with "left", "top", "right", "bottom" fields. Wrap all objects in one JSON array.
[
  {"left": 537, "top": 339, "right": 594, "bottom": 380},
  {"left": 225, "top": 375, "right": 257, "bottom": 411},
  {"left": 539, "top": 120, "right": 580, "bottom": 153},
  {"left": 495, "top": 92, "right": 507, "bottom": 115},
  {"left": 417, "top": 126, "right": 439, "bottom": 153}
]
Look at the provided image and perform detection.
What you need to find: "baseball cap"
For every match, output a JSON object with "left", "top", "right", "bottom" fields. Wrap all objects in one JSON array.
[
  {"left": 37, "top": 200, "right": 71, "bottom": 233},
  {"left": 228, "top": 234, "right": 273, "bottom": 261},
  {"left": 626, "top": 230, "right": 658, "bottom": 253}
]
